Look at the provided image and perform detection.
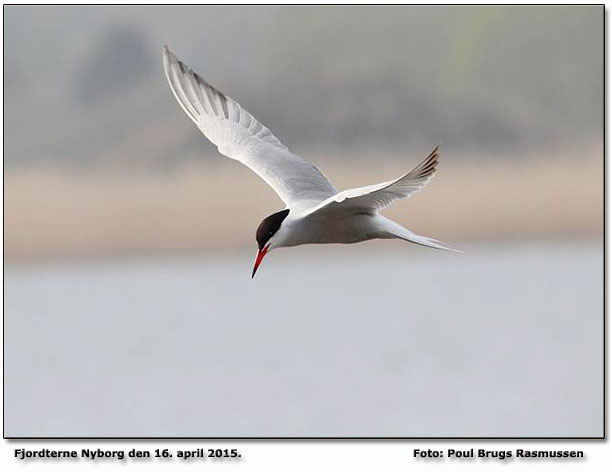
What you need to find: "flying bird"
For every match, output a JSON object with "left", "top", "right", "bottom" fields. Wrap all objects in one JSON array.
[{"left": 163, "top": 46, "right": 459, "bottom": 277}]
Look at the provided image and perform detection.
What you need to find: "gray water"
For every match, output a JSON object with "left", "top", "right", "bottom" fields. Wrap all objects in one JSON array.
[{"left": 4, "top": 241, "right": 603, "bottom": 437}]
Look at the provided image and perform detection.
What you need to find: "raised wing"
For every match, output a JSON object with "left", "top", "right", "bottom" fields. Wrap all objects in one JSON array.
[
  {"left": 163, "top": 46, "right": 337, "bottom": 207},
  {"left": 302, "top": 146, "right": 439, "bottom": 218}
]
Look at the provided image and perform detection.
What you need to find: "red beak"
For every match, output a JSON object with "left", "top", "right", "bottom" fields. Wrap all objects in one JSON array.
[{"left": 252, "top": 244, "right": 270, "bottom": 278}]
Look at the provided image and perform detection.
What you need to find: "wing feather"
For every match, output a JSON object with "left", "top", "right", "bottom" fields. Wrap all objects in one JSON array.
[
  {"left": 302, "top": 147, "right": 440, "bottom": 218},
  {"left": 163, "top": 46, "right": 336, "bottom": 206}
]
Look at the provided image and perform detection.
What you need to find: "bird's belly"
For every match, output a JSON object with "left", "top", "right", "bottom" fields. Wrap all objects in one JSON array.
[{"left": 288, "top": 214, "right": 382, "bottom": 246}]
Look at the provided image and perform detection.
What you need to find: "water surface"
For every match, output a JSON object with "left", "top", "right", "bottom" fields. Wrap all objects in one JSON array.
[{"left": 4, "top": 241, "right": 603, "bottom": 437}]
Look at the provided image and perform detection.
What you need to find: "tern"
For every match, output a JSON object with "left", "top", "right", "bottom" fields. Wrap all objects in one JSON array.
[{"left": 163, "top": 46, "right": 459, "bottom": 277}]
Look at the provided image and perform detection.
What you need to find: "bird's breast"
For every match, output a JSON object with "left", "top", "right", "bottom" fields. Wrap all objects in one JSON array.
[{"left": 282, "top": 213, "right": 383, "bottom": 247}]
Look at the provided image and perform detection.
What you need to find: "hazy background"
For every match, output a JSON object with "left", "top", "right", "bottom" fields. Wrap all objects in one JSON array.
[{"left": 3, "top": 5, "right": 603, "bottom": 437}]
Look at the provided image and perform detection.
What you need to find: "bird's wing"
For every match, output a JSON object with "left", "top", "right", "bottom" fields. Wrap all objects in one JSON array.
[
  {"left": 302, "top": 147, "right": 439, "bottom": 218},
  {"left": 163, "top": 46, "right": 337, "bottom": 207}
]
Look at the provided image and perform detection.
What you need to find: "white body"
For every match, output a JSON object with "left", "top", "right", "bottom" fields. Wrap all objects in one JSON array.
[
  {"left": 273, "top": 213, "right": 428, "bottom": 249},
  {"left": 275, "top": 212, "right": 387, "bottom": 247},
  {"left": 163, "top": 47, "right": 458, "bottom": 254}
]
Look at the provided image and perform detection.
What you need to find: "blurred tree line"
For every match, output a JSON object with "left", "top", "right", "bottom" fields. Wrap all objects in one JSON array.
[{"left": 3, "top": 5, "right": 602, "bottom": 170}]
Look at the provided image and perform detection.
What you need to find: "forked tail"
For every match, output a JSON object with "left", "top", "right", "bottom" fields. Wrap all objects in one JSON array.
[{"left": 381, "top": 218, "right": 462, "bottom": 253}]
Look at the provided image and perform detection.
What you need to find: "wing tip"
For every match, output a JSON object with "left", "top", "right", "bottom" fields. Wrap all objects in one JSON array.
[
  {"left": 162, "top": 45, "right": 185, "bottom": 76},
  {"left": 415, "top": 144, "right": 440, "bottom": 177},
  {"left": 162, "top": 44, "right": 171, "bottom": 61},
  {"left": 429, "top": 144, "right": 440, "bottom": 164},
  {"left": 162, "top": 45, "right": 176, "bottom": 76}
]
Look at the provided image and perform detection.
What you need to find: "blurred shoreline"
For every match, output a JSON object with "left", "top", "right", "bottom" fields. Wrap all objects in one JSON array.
[{"left": 4, "top": 146, "right": 603, "bottom": 262}]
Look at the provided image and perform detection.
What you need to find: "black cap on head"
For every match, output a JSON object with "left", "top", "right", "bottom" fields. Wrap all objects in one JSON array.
[{"left": 256, "top": 209, "right": 290, "bottom": 250}]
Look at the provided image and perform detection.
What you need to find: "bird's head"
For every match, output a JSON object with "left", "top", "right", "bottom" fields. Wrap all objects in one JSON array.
[{"left": 252, "top": 209, "right": 290, "bottom": 278}]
